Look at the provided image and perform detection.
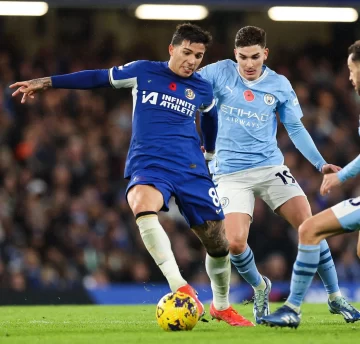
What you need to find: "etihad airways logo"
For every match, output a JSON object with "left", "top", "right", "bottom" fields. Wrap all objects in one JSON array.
[{"left": 220, "top": 104, "right": 270, "bottom": 122}]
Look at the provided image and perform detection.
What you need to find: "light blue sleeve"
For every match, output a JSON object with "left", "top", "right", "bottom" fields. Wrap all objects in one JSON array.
[
  {"left": 197, "top": 62, "right": 220, "bottom": 90},
  {"left": 283, "top": 120, "right": 327, "bottom": 172},
  {"left": 337, "top": 155, "right": 360, "bottom": 182},
  {"left": 277, "top": 77, "right": 304, "bottom": 124}
]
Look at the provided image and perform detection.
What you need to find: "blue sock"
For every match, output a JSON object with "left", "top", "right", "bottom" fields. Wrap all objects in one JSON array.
[
  {"left": 317, "top": 240, "right": 340, "bottom": 294},
  {"left": 287, "top": 244, "right": 320, "bottom": 307},
  {"left": 230, "top": 246, "right": 262, "bottom": 288}
]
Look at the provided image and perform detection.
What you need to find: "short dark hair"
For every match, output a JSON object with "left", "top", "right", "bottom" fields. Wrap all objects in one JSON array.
[
  {"left": 235, "top": 26, "right": 266, "bottom": 48},
  {"left": 348, "top": 40, "right": 360, "bottom": 62},
  {"left": 171, "top": 23, "right": 212, "bottom": 48}
]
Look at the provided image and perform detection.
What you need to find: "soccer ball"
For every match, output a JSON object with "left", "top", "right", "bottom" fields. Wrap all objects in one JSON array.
[{"left": 155, "top": 291, "right": 199, "bottom": 331}]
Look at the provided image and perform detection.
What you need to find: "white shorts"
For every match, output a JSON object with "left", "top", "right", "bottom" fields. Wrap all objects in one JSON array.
[
  {"left": 331, "top": 196, "right": 360, "bottom": 231},
  {"left": 214, "top": 165, "right": 306, "bottom": 217}
]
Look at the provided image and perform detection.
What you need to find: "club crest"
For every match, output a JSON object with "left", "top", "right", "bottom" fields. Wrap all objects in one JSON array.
[
  {"left": 220, "top": 197, "right": 229, "bottom": 209},
  {"left": 185, "top": 88, "right": 195, "bottom": 100},
  {"left": 264, "top": 93, "right": 275, "bottom": 105}
]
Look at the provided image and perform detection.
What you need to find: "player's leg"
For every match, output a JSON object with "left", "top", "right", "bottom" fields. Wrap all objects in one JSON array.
[
  {"left": 262, "top": 165, "right": 345, "bottom": 310},
  {"left": 260, "top": 208, "right": 338, "bottom": 328},
  {"left": 262, "top": 198, "right": 360, "bottom": 327},
  {"left": 191, "top": 220, "right": 253, "bottom": 326},
  {"left": 276, "top": 195, "right": 340, "bottom": 297},
  {"left": 217, "top": 170, "right": 270, "bottom": 323},
  {"left": 357, "top": 232, "right": 360, "bottom": 258},
  {"left": 175, "top": 173, "right": 254, "bottom": 326},
  {"left": 127, "top": 173, "right": 187, "bottom": 293}
]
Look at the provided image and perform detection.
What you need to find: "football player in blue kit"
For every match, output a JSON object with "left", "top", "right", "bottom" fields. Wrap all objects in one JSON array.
[
  {"left": 261, "top": 40, "right": 360, "bottom": 328},
  {"left": 199, "top": 26, "right": 360, "bottom": 324},
  {"left": 10, "top": 23, "right": 253, "bottom": 327}
]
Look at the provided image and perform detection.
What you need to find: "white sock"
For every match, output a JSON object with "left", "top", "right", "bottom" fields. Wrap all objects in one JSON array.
[
  {"left": 137, "top": 215, "right": 187, "bottom": 292},
  {"left": 284, "top": 301, "right": 301, "bottom": 314},
  {"left": 329, "top": 291, "right": 342, "bottom": 302},
  {"left": 205, "top": 253, "right": 231, "bottom": 310},
  {"left": 253, "top": 277, "right": 266, "bottom": 291}
]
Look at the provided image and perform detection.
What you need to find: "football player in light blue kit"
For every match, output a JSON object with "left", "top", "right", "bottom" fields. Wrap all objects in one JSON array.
[
  {"left": 199, "top": 26, "right": 360, "bottom": 324},
  {"left": 261, "top": 40, "right": 360, "bottom": 328},
  {"left": 10, "top": 23, "right": 254, "bottom": 327}
]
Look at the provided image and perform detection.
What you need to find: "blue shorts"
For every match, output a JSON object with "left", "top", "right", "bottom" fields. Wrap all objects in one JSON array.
[{"left": 126, "top": 167, "right": 224, "bottom": 227}]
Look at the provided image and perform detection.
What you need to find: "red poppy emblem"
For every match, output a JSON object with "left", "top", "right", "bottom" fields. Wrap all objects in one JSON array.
[
  {"left": 169, "top": 82, "right": 177, "bottom": 91},
  {"left": 243, "top": 90, "right": 255, "bottom": 102}
]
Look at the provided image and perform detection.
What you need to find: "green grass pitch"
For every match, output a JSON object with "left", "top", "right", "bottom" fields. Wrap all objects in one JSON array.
[{"left": 1, "top": 303, "right": 359, "bottom": 344}]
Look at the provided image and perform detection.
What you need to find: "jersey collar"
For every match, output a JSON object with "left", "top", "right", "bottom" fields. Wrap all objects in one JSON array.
[{"left": 237, "top": 64, "right": 269, "bottom": 87}]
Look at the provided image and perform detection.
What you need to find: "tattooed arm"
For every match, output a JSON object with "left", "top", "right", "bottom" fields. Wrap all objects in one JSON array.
[
  {"left": 10, "top": 69, "right": 110, "bottom": 104},
  {"left": 10, "top": 77, "right": 52, "bottom": 104}
]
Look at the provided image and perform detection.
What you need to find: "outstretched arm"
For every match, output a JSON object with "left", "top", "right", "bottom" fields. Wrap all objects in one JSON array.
[
  {"left": 10, "top": 69, "right": 110, "bottom": 103},
  {"left": 283, "top": 120, "right": 341, "bottom": 174},
  {"left": 320, "top": 154, "right": 360, "bottom": 195},
  {"left": 10, "top": 77, "right": 52, "bottom": 103}
]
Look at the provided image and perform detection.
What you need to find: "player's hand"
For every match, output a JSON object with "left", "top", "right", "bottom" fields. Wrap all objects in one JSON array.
[
  {"left": 321, "top": 164, "right": 342, "bottom": 174},
  {"left": 10, "top": 77, "right": 52, "bottom": 104},
  {"left": 320, "top": 173, "right": 342, "bottom": 196}
]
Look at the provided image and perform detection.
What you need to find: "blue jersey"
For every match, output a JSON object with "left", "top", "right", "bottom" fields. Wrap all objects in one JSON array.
[
  {"left": 109, "top": 60, "right": 216, "bottom": 179},
  {"left": 199, "top": 59, "right": 303, "bottom": 175}
]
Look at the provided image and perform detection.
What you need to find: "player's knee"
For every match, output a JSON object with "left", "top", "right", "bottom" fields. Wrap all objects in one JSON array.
[
  {"left": 228, "top": 238, "right": 247, "bottom": 255},
  {"left": 192, "top": 220, "right": 229, "bottom": 256},
  {"left": 298, "top": 219, "right": 316, "bottom": 244},
  {"left": 127, "top": 185, "right": 163, "bottom": 215}
]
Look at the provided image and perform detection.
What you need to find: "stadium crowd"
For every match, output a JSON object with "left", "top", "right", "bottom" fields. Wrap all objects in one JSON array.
[{"left": 0, "top": 27, "right": 360, "bottom": 293}]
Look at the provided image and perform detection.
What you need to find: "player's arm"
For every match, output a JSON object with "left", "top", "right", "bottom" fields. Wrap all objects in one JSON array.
[
  {"left": 320, "top": 154, "right": 360, "bottom": 195},
  {"left": 357, "top": 232, "right": 360, "bottom": 259},
  {"left": 10, "top": 61, "right": 141, "bottom": 104},
  {"left": 10, "top": 70, "right": 111, "bottom": 103},
  {"left": 278, "top": 80, "right": 340, "bottom": 173},
  {"left": 200, "top": 99, "right": 217, "bottom": 160},
  {"left": 283, "top": 119, "right": 328, "bottom": 172}
]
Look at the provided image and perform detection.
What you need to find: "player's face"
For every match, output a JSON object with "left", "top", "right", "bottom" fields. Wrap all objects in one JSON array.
[
  {"left": 348, "top": 54, "right": 360, "bottom": 95},
  {"left": 234, "top": 45, "right": 269, "bottom": 81},
  {"left": 168, "top": 40, "right": 206, "bottom": 77}
]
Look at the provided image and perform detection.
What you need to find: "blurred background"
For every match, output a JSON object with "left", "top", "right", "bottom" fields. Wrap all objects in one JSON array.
[{"left": 0, "top": 0, "right": 360, "bottom": 305}]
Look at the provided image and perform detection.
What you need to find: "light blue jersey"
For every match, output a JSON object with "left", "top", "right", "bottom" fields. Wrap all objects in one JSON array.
[{"left": 199, "top": 59, "right": 303, "bottom": 175}]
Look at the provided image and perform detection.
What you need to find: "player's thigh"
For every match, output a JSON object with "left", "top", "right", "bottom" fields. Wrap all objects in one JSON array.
[
  {"left": 215, "top": 172, "right": 256, "bottom": 218},
  {"left": 276, "top": 196, "right": 312, "bottom": 229},
  {"left": 299, "top": 208, "right": 344, "bottom": 244},
  {"left": 331, "top": 196, "right": 360, "bottom": 232},
  {"left": 256, "top": 165, "right": 309, "bottom": 226},
  {"left": 301, "top": 196, "right": 360, "bottom": 244},
  {"left": 126, "top": 170, "right": 173, "bottom": 215},
  {"left": 174, "top": 173, "right": 224, "bottom": 227}
]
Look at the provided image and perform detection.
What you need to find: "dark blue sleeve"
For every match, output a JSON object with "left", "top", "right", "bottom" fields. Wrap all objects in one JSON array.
[
  {"left": 200, "top": 105, "right": 218, "bottom": 152},
  {"left": 51, "top": 69, "right": 111, "bottom": 89}
]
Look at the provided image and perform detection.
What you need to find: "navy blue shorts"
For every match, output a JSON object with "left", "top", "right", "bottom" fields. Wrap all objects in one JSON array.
[{"left": 126, "top": 167, "right": 224, "bottom": 227}]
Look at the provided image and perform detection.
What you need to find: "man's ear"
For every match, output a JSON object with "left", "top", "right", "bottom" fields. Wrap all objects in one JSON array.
[{"left": 264, "top": 48, "right": 269, "bottom": 60}]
